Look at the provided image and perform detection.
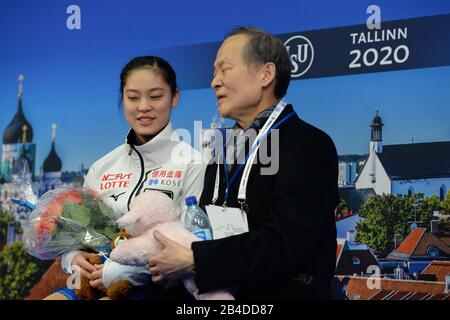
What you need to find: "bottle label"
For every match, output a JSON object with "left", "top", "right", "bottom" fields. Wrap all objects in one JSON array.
[{"left": 194, "top": 229, "right": 212, "bottom": 241}]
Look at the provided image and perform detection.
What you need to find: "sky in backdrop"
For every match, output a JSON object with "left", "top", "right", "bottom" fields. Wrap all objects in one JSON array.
[{"left": 1, "top": 0, "right": 449, "bottom": 172}]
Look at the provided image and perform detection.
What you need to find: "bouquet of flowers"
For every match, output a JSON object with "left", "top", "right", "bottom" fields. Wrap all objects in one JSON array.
[
  {"left": 11, "top": 159, "right": 119, "bottom": 260},
  {"left": 22, "top": 188, "right": 119, "bottom": 259}
]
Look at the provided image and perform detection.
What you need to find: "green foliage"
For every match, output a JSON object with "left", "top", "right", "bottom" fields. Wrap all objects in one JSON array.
[
  {"left": 0, "top": 241, "right": 52, "bottom": 300},
  {"left": 52, "top": 193, "right": 119, "bottom": 252},
  {"left": 436, "top": 191, "right": 450, "bottom": 235},
  {"left": 439, "top": 190, "right": 450, "bottom": 213},
  {"left": 338, "top": 154, "right": 368, "bottom": 163},
  {"left": 438, "top": 217, "right": 450, "bottom": 236},
  {"left": 336, "top": 199, "right": 349, "bottom": 213},
  {"left": 61, "top": 202, "right": 91, "bottom": 227},
  {"left": 355, "top": 193, "right": 441, "bottom": 257},
  {"left": 0, "top": 208, "right": 21, "bottom": 243},
  {"left": 335, "top": 199, "right": 350, "bottom": 220}
]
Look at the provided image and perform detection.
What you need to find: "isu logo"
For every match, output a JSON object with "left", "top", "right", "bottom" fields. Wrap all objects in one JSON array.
[{"left": 284, "top": 35, "right": 314, "bottom": 78}]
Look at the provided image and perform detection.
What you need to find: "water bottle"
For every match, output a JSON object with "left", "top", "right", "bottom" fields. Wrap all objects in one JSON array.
[{"left": 185, "top": 196, "right": 212, "bottom": 240}]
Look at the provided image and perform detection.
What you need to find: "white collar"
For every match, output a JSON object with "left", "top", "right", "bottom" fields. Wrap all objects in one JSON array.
[{"left": 126, "top": 122, "right": 179, "bottom": 167}]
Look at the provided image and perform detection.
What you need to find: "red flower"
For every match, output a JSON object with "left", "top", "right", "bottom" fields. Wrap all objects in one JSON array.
[
  {"left": 55, "top": 190, "right": 83, "bottom": 204},
  {"left": 35, "top": 190, "right": 84, "bottom": 241}
]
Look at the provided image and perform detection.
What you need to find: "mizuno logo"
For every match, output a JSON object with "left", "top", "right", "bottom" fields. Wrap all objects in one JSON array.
[{"left": 110, "top": 192, "right": 126, "bottom": 201}]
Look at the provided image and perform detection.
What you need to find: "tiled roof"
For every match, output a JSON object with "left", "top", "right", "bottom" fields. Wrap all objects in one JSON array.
[
  {"left": 407, "top": 292, "right": 430, "bottom": 300},
  {"left": 338, "top": 187, "right": 376, "bottom": 213},
  {"left": 421, "top": 261, "right": 450, "bottom": 282},
  {"left": 441, "top": 237, "right": 450, "bottom": 247},
  {"left": 25, "top": 259, "right": 68, "bottom": 300},
  {"left": 388, "top": 228, "right": 450, "bottom": 260},
  {"left": 337, "top": 276, "right": 449, "bottom": 300},
  {"left": 377, "top": 141, "right": 450, "bottom": 180},
  {"left": 336, "top": 249, "right": 381, "bottom": 276},
  {"left": 335, "top": 209, "right": 357, "bottom": 222},
  {"left": 335, "top": 239, "right": 380, "bottom": 276},
  {"left": 429, "top": 293, "right": 450, "bottom": 300},
  {"left": 395, "top": 228, "right": 426, "bottom": 255},
  {"left": 336, "top": 214, "right": 362, "bottom": 239},
  {"left": 388, "top": 291, "right": 415, "bottom": 300},
  {"left": 415, "top": 233, "right": 450, "bottom": 255}
]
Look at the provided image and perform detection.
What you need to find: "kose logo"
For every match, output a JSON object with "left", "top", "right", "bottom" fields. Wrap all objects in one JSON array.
[{"left": 284, "top": 35, "right": 314, "bottom": 78}]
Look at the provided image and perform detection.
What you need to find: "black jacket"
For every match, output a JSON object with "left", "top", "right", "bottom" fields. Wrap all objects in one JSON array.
[{"left": 192, "top": 105, "right": 339, "bottom": 300}]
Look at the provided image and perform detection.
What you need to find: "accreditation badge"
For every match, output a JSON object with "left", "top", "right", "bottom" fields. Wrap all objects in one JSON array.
[{"left": 205, "top": 205, "right": 249, "bottom": 240}]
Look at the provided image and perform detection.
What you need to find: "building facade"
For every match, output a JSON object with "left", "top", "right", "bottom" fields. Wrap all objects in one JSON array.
[{"left": 355, "top": 112, "right": 450, "bottom": 199}]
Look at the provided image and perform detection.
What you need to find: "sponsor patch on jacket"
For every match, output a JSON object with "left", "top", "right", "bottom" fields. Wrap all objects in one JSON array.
[
  {"left": 148, "top": 169, "right": 183, "bottom": 189},
  {"left": 100, "top": 173, "right": 133, "bottom": 190},
  {"left": 151, "top": 170, "right": 183, "bottom": 179}
]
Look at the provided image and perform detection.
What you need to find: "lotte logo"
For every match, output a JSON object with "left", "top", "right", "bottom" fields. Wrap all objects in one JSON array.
[{"left": 284, "top": 35, "right": 314, "bottom": 78}]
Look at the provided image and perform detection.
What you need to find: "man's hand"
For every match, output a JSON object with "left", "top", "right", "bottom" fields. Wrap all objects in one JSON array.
[
  {"left": 149, "top": 230, "right": 194, "bottom": 286},
  {"left": 89, "top": 264, "right": 106, "bottom": 292}
]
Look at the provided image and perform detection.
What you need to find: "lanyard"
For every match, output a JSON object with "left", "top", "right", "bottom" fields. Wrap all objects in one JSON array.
[{"left": 212, "top": 99, "right": 296, "bottom": 207}]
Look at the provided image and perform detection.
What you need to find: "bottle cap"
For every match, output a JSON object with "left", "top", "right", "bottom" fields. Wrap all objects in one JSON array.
[{"left": 185, "top": 196, "right": 197, "bottom": 206}]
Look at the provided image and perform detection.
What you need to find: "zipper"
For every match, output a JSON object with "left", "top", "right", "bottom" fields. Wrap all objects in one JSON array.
[
  {"left": 134, "top": 166, "right": 161, "bottom": 196},
  {"left": 127, "top": 145, "right": 145, "bottom": 211}
]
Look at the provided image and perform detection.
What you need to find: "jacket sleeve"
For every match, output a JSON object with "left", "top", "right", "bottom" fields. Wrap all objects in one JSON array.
[
  {"left": 192, "top": 131, "right": 339, "bottom": 292},
  {"left": 60, "top": 165, "right": 96, "bottom": 274},
  {"left": 61, "top": 250, "right": 81, "bottom": 274},
  {"left": 102, "top": 260, "right": 151, "bottom": 288}
]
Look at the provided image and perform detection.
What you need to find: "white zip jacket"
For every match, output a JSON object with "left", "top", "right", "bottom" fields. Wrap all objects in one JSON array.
[{"left": 61, "top": 122, "right": 206, "bottom": 289}]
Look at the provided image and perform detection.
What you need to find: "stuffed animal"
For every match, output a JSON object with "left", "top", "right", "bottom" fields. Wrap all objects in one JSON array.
[
  {"left": 75, "top": 229, "right": 134, "bottom": 300},
  {"left": 109, "top": 191, "right": 234, "bottom": 300}
]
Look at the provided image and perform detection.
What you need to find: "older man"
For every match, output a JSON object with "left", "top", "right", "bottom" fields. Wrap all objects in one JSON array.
[{"left": 150, "top": 27, "right": 339, "bottom": 300}]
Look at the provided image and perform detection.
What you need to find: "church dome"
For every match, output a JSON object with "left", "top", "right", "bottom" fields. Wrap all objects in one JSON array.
[
  {"left": 3, "top": 99, "right": 33, "bottom": 144},
  {"left": 43, "top": 143, "right": 62, "bottom": 173},
  {"left": 3, "top": 74, "right": 33, "bottom": 144},
  {"left": 43, "top": 124, "right": 62, "bottom": 173},
  {"left": 371, "top": 112, "right": 383, "bottom": 127}
]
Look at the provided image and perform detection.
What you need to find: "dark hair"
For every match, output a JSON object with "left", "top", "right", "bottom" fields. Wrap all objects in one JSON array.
[
  {"left": 119, "top": 56, "right": 177, "bottom": 103},
  {"left": 227, "top": 26, "right": 291, "bottom": 99}
]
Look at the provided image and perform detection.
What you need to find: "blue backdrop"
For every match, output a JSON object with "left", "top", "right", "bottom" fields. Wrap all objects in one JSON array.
[{"left": 1, "top": 0, "right": 449, "bottom": 172}]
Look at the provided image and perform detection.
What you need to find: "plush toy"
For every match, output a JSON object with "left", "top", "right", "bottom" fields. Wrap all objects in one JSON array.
[
  {"left": 110, "top": 191, "right": 234, "bottom": 300},
  {"left": 75, "top": 229, "right": 134, "bottom": 300}
]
